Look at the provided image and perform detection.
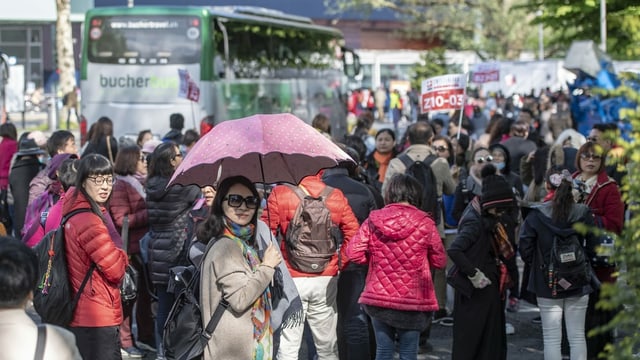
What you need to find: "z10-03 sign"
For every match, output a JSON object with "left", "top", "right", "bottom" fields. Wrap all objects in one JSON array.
[{"left": 421, "top": 74, "right": 466, "bottom": 113}]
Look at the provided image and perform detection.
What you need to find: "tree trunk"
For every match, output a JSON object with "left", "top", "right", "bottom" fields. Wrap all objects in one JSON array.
[{"left": 56, "top": 0, "right": 76, "bottom": 96}]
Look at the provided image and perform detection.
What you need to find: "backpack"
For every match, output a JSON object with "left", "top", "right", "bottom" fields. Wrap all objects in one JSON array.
[
  {"left": 541, "top": 230, "right": 591, "bottom": 297},
  {"left": 163, "top": 241, "right": 229, "bottom": 360},
  {"left": 32, "top": 208, "right": 94, "bottom": 327},
  {"left": 22, "top": 192, "right": 56, "bottom": 243},
  {"left": 284, "top": 184, "right": 338, "bottom": 273},
  {"left": 398, "top": 153, "right": 441, "bottom": 224}
]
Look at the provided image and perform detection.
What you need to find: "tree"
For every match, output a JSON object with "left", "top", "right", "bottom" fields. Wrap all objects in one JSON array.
[
  {"left": 324, "top": 0, "right": 538, "bottom": 60},
  {"left": 409, "top": 47, "right": 462, "bottom": 90},
  {"left": 518, "top": 1, "right": 640, "bottom": 60},
  {"left": 55, "top": 0, "right": 76, "bottom": 98}
]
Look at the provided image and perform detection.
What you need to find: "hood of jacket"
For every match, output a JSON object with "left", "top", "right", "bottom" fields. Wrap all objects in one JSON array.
[
  {"left": 368, "top": 203, "right": 429, "bottom": 241},
  {"left": 533, "top": 202, "right": 589, "bottom": 236},
  {"left": 145, "top": 175, "right": 170, "bottom": 201}
]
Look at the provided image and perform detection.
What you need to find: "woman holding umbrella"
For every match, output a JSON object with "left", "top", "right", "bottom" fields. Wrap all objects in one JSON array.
[{"left": 197, "top": 175, "right": 302, "bottom": 359}]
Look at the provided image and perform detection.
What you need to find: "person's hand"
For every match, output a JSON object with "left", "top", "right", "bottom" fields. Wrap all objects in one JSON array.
[
  {"left": 526, "top": 150, "right": 535, "bottom": 163},
  {"left": 262, "top": 243, "right": 282, "bottom": 268},
  {"left": 468, "top": 268, "right": 492, "bottom": 289}
]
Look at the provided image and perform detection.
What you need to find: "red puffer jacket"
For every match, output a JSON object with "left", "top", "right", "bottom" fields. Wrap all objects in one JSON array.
[
  {"left": 108, "top": 176, "right": 148, "bottom": 254},
  {"left": 346, "top": 203, "right": 446, "bottom": 312},
  {"left": 584, "top": 171, "right": 624, "bottom": 234},
  {"left": 261, "top": 174, "right": 359, "bottom": 277},
  {"left": 63, "top": 189, "right": 127, "bottom": 327}
]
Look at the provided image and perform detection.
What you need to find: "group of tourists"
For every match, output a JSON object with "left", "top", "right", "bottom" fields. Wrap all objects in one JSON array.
[{"left": 0, "top": 87, "right": 628, "bottom": 360}]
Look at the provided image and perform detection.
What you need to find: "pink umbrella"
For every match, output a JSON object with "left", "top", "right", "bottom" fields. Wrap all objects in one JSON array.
[{"left": 169, "top": 113, "right": 355, "bottom": 187}]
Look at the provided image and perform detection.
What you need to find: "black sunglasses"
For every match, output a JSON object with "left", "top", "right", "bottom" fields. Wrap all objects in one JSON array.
[
  {"left": 224, "top": 194, "right": 260, "bottom": 209},
  {"left": 475, "top": 155, "right": 493, "bottom": 164},
  {"left": 434, "top": 146, "right": 448, "bottom": 153}
]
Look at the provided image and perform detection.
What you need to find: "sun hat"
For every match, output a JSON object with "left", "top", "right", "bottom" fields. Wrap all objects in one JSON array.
[
  {"left": 141, "top": 139, "right": 163, "bottom": 154},
  {"left": 15, "top": 138, "right": 46, "bottom": 157}
]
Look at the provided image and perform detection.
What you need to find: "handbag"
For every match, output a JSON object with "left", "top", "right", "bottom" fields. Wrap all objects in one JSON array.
[
  {"left": 446, "top": 264, "right": 474, "bottom": 298},
  {"left": 491, "top": 235, "right": 512, "bottom": 300},
  {"left": 120, "top": 215, "right": 139, "bottom": 303}
]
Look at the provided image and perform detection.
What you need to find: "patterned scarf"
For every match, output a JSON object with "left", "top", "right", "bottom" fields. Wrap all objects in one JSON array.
[{"left": 223, "top": 219, "right": 273, "bottom": 360}]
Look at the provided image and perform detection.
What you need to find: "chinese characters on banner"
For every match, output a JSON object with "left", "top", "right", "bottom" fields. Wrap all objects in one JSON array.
[
  {"left": 178, "top": 69, "right": 200, "bottom": 102},
  {"left": 421, "top": 74, "right": 466, "bottom": 113},
  {"left": 471, "top": 63, "right": 500, "bottom": 84}
]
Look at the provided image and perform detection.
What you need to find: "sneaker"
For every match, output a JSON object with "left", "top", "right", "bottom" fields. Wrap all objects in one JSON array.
[
  {"left": 507, "top": 297, "right": 519, "bottom": 312},
  {"left": 121, "top": 347, "right": 145, "bottom": 358},
  {"left": 505, "top": 322, "right": 515, "bottom": 335},
  {"left": 531, "top": 316, "right": 542, "bottom": 324},
  {"left": 432, "top": 309, "right": 448, "bottom": 323},
  {"left": 136, "top": 342, "right": 156, "bottom": 352},
  {"left": 439, "top": 316, "right": 454, "bottom": 327}
]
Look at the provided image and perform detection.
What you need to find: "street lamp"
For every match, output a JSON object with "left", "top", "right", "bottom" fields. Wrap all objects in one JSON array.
[{"left": 600, "top": 0, "right": 606, "bottom": 52}]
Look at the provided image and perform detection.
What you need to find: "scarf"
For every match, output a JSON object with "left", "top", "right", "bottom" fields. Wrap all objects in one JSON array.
[
  {"left": 118, "top": 174, "right": 146, "bottom": 199},
  {"left": 223, "top": 219, "right": 272, "bottom": 360},
  {"left": 373, "top": 151, "right": 393, "bottom": 183},
  {"left": 255, "top": 221, "right": 304, "bottom": 331}
]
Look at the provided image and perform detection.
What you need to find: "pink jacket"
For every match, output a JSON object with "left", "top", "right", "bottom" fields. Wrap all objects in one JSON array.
[{"left": 347, "top": 203, "right": 446, "bottom": 312}]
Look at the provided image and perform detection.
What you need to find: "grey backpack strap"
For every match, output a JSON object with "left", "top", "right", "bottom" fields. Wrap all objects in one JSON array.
[{"left": 34, "top": 324, "right": 46, "bottom": 360}]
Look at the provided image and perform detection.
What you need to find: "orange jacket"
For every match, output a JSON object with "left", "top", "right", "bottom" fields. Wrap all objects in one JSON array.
[
  {"left": 261, "top": 174, "right": 359, "bottom": 277},
  {"left": 63, "top": 189, "right": 127, "bottom": 327}
]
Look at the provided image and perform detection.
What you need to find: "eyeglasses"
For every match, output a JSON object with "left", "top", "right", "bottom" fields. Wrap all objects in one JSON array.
[
  {"left": 580, "top": 153, "right": 602, "bottom": 161},
  {"left": 87, "top": 176, "right": 115, "bottom": 186},
  {"left": 173, "top": 153, "right": 183, "bottom": 160},
  {"left": 139, "top": 155, "right": 147, "bottom": 162},
  {"left": 434, "top": 146, "right": 448, "bottom": 153},
  {"left": 586, "top": 137, "right": 598, "bottom": 143},
  {"left": 224, "top": 194, "right": 260, "bottom": 209},
  {"left": 475, "top": 155, "right": 493, "bottom": 164}
]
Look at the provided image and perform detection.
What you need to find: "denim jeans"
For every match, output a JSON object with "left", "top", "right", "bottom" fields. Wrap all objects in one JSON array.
[
  {"left": 538, "top": 295, "right": 589, "bottom": 360},
  {"left": 371, "top": 317, "right": 420, "bottom": 360},
  {"left": 337, "top": 267, "right": 374, "bottom": 360},
  {"left": 154, "top": 285, "right": 174, "bottom": 356}
]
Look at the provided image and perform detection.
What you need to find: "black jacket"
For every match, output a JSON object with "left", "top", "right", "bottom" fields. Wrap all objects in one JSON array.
[
  {"left": 145, "top": 175, "right": 201, "bottom": 285},
  {"left": 83, "top": 136, "right": 118, "bottom": 162},
  {"left": 322, "top": 168, "right": 378, "bottom": 225},
  {"left": 519, "top": 202, "right": 597, "bottom": 299},
  {"left": 9, "top": 156, "right": 44, "bottom": 235}
]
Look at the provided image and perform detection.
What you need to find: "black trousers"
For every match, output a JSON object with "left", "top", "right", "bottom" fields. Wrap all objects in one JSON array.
[{"left": 70, "top": 326, "right": 121, "bottom": 360}]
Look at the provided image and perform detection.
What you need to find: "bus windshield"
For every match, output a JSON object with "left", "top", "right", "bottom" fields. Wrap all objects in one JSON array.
[{"left": 87, "top": 15, "right": 202, "bottom": 65}]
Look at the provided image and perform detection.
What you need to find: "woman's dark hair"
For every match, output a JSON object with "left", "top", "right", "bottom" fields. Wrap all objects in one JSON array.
[
  {"left": 374, "top": 128, "right": 398, "bottom": 157},
  {"left": 533, "top": 146, "right": 550, "bottom": 185},
  {"left": 47, "top": 130, "right": 74, "bottom": 157},
  {"left": 58, "top": 158, "right": 79, "bottom": 191},
  {"left": 0, "top": 237, "right": 39, "bottom": 308},
  {"left": 197, "top": 176, "right": 260, "bottom": 245},
  {"left": 89, "top": 116, "right": 114, "bottom": 143},
  {"left": 148, "top": 141, "right": 178, "bottom": 178},
  {"left": 488, "top": 114, "right": 509, "bottom": 145},
  {"left": 73, "top": 154, "right": 113, "bottom": 215},
  {"left": 576, "top": 141, "right": 606, "bottom": 174},
  {"left": 433, "top": 135, "right": 454, "bottom": 166},
  {"left": 114, "top": 145, "right": 141, "bottom": 176},
  {"left": 0, "top": 123, "right": 17, "bottom": 140},
  {"left": 312, "top": 113, "right": 331, "bottom": 134},
  {"left": 343, "top": 135, "right": 367, "bottom": 165},
  {"left": 136, "top": 129, "right": 152, "bottom": 147},
  {"left": 551, "top": 171, "right": 575, "bottom": 223},
  {"left": 384, "top": 173, "right": 423, "bottom": 208},
  {"left": 489, "top": 143, "right": 512, "bottom": 174}
]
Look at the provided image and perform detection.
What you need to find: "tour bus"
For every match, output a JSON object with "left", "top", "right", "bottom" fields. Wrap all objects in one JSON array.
[{"left": 80, "top": 6, "right": 360, "bottom": 142}]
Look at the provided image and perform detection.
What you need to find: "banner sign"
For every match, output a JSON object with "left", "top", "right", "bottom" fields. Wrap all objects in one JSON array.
[
  {"left": 178, "top": 69, "right": 200, "bottom": 102},
  {"left": 471, "top": 63, "right": 500, "bottom": 83},
  {"left": 421, "top": 74, "right": 466, "bottom": 113}
]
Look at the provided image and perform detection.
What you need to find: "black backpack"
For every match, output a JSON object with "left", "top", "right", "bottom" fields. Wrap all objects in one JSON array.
[
  {"left": 398, "top": 153, "right": 441, "bottom": 224},
  {"left": 163, "top": 240, "right": 229, "bottom": 360},
  {"left": 542, "top": 230, "right": 591, "bottom": 297},
  {"left": 284, "top": 185, "right": 339, "bottom": 273},
  {"left": 32, "top": 208, "right": 94, "bottom": 327}
]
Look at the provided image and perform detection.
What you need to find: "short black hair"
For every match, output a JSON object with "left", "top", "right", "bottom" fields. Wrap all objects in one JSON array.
[
  {"left": 183, "top": 129, "right": 200, "bottom": 147},
  {"left": 47, "top": 130, "right": 74, "bottom": 157},
  {"left": 592, "top": 123, "right": 617, "bottom": 133},
  {"left": 384, "top": 173, "right": 423, "bottom": 208},
  {"left": 0, "top": 237, "right": 39, "bottom": 308}
]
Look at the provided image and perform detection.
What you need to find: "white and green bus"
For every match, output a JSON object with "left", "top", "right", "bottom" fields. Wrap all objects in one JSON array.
[{"left": 80, "top": 5, "right": 360, "bottom": 142}]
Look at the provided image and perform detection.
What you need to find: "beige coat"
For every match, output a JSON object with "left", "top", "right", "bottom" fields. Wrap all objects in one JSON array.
[
  {"left": 201, "top": 236, "right": 275, "bottom": 360},
  {"left": 381, "top": 144, "right": 457, "bottom": 238},
  {"left": 0, "top": 309, "right": 81, "bottom": 360}
]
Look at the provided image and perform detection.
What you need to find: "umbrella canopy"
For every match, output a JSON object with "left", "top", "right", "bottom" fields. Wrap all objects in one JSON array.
[{"left": 169, "top": 113, "right": 355, "bottom": 187}]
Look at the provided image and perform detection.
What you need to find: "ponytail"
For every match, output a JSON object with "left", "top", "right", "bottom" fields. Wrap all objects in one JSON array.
[{"left": 550, "top": 169, "right": 575, "bottom": 223}]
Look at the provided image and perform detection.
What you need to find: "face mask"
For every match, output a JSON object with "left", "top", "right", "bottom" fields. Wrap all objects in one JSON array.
[{"left": 494, "top": 162, "right": 506, "bottom": 171}]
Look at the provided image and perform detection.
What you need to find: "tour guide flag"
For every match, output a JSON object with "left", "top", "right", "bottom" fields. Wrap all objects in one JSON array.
[
  {"left": 178, "top": 69, "right": 200, "bottom": 102},
  {"left": 421, "top": 74, "right": 466, "bottom": 113}
]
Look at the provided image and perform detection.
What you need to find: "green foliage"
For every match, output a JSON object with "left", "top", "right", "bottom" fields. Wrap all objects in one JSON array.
[
  {"left": 518, "top": 1, "right": 640, "bottom": 60},
  {"left": 409, "top": 47, "right": 461, "bottom": 90},
  {"left": 592, "top": 81, "right": 640, "bottom": 358},
  {"left": 324, "top": 0, "right": 538, "bottom": 60}
]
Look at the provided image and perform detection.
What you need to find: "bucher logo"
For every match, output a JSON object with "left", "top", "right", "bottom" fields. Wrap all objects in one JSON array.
[{"left": 99, "top": 75, "right": 178, "bottom": 89}]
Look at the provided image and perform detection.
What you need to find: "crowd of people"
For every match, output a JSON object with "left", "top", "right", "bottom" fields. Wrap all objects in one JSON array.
[{"left": 0, "top": 87, "right": 629, "bottom": 360}]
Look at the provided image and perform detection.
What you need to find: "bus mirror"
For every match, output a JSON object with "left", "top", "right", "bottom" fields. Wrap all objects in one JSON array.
[{"left": 342, "top": 48, "right": 361, "bottom": 78}]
